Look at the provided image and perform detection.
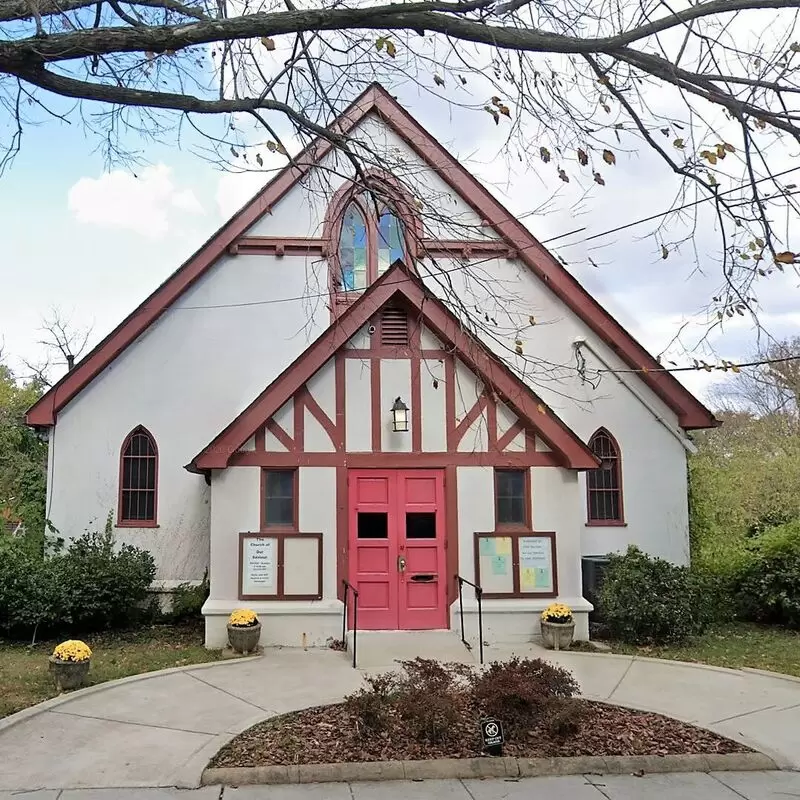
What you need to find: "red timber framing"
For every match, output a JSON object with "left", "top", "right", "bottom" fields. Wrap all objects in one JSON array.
[
  {"left": 26, "top": 84, "right": 715, "bottom": 432},
  {"left": 191, "top": 261, "right": 599, "bottom": 606}
]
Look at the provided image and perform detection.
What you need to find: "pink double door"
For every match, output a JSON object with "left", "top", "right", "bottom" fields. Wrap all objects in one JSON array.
[{"left": 348, "top": 469, "right": 447, "bottom": 630}]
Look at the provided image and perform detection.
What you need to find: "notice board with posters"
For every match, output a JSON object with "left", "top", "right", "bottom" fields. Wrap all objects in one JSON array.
[{"left": 474, "top": 531, "right": 558, "bottom": 598}]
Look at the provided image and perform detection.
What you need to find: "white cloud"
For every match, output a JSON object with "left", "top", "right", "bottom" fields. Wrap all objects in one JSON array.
[{"left": 67, "top": 164, "right": 204, "bottom": 239}]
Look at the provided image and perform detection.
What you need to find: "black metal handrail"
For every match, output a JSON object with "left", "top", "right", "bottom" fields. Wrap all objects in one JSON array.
[
  {"left": 342, "top": 579, "right": 359, "bottom": 668},
  {"left": 456, "top": 575, "right": 484, "bottom": 664}
]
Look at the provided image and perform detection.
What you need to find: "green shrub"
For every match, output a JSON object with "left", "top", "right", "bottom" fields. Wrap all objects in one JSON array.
[
  {"left": 169, "top": 571, "right": 210, "bottom": 622},
  {"left": 598, "top": 546, "right": 708, "bottom": 645},
  {"left": 735, "top": 520, "right": 800, "bottom": 627},
  {"left": 0, "top": 514, "right": 155, "bottom": 637}
]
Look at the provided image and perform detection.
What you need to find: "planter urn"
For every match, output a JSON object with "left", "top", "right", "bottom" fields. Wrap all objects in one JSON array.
[
  {"left": 227, "top": 622, "right": 262, "bottom": 654},
  {"left": 49, "top": 657, "right": 91, "bottom": 691},
  {"left": 540, "top": 620, "right": 575, "bottom": 651}
]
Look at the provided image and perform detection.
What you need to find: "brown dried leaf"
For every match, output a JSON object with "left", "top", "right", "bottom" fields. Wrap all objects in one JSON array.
[
  {"left": 260, "top": 36, "right": 276, "bottom": 50},
  {"left": 661, "top": 245, "right": 668, "bottom": 260},
  {"left": 602, "top": 149, "right": 616, "bottom": 165},
  {"left": 774, "top": 251, "right": 796, "bottom": 264},
  {"left": 577, "top": 148, "right": 588, "bottom": 166},
  {"left": 385, "top": 40, "right": 397, "bottom": 58},
  {"left": 540, "top": 146, "right": 551, "bottom": 163},
  {"left": 433, "top": 74, "right": 445, "bottom": 87},
  {"left": 558, "top": 168, "right": 569, "bottom": 183},
  {"left": 673, "top": 138, "right": 685, "bottom": 149},
  {"left": 700, "top": 149, "right": 718, "bottom": 165},
  {"left": 593, "top": 172, "right": 605, "bottom": 186}
]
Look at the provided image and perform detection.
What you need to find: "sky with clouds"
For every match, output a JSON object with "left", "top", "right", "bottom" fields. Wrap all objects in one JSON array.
[{"left": 1, "top": 76, "right": 796, "bottom": 406}]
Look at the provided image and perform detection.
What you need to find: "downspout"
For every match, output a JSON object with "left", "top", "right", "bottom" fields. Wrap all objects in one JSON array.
[{"left": 573, "top": 338, "right": 697, "bottom": 454}]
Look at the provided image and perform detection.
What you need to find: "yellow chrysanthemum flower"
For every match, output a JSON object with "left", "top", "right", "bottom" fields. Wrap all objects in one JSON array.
[
  {"left": 52, "top": 640, "right": 92, "bottom": 662},
  {"left": 541, "top": 603, "right": 573, "bottom": 623},
  {"left": 229, "top": 608, "right": 259, "bottom": 627}
]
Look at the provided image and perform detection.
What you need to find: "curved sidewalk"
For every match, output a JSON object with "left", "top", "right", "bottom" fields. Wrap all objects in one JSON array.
[{"left": 1, "top": 646, "right": 799, "bottom": 791}]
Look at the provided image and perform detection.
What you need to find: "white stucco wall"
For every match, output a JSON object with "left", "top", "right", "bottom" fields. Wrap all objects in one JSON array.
[
  {"left": 454, "top": 465, "right": 591, "bottom": 645},
  {"left": 47, "top": 251, "right": 329, "bottom": 581},
  {"left": 47, "top": 106, "right": 693, "bottom": 589}
]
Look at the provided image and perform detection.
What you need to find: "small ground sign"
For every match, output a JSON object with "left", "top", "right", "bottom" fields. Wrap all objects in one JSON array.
[{"left": 480, "top": 717, "right": 504, "bottom": 755}]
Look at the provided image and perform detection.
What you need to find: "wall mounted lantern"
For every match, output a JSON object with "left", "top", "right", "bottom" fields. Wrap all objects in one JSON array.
[{"left": 391, "top": 396, "right": 409, "bottom": 432}]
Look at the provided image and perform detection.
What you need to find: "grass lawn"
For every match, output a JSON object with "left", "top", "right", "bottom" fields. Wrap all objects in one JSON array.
[
  {"left": 0, "top": 620, "right": 221, "bottom": 719},
  {"left": 609, "top": 622, "right": 800, "bottom": 677}
]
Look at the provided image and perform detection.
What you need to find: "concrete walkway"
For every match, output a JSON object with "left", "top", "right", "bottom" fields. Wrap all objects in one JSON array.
[
  {"left": 2, "top": 643, "right": 800, "bottom": 792},
  {"left": 3, "top": 772, "right": 800, "bottom": 800}
]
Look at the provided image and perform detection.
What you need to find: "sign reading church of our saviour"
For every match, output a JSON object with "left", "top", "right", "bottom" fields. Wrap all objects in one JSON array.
[
  {"left": 238, "top": 531, "right": 323, "bottom": 600},
  {"left": 475, "top": 531, "right": 556, "bottom": 596},
  {"left": 241, "top": 536, "right": 276, "bottom": 596}
]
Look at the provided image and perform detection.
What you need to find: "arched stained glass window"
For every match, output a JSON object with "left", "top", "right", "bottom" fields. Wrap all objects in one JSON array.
[
  {"left": 338, "top": 203, "right": 368, "bottom": 291},
  {"left": 377, "top": 210, "right": 405, "bottom": 276}
]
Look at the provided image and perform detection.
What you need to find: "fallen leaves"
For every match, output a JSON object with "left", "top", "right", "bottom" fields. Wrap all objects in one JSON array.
[{"left": 209, "top": 698, "right": 751, "bottom": 769}]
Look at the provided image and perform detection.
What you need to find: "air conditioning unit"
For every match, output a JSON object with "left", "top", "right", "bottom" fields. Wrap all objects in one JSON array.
[{"left": 581, "top": 556, "right": 610, "bottom": 622}]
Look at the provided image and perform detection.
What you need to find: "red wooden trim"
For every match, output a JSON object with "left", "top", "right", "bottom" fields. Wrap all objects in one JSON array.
[
  {"left": 28, "top": 84, "right": 714, "bottom": 432},
  {"left": 238, "top": 531, "right": 323, "bottom": 601},
  {"left": 334, "top": 353, "right": 346, "bottom": 451},
  {"left": 473, "top": 530, "right": 558, "bottom": 599},
  {"left": 265, "top": 418, "right": 295, "bottom": 452},
  {"left": 585, "top": 427, "right": 625, "bottom": 524},
  {"left": 230, "top": 450, "right": 561, "bottom": 468},
  {"left": 336, "top": 465, "right": 347, "bottom": 601},
  {"left": 371, "top": 357, "right": 382, "bottom": 452},
  {"left": 293, "top": 395, "right": 305, "bottom": 453},
  {"left": 193, "top": 263, "right": 598, "bottom": 470},
  {"left": 445, "top": 355, "right": 456, "bottom": 452},
  {"left": 230, "top": 237, "right": 325, "bottom": 256},
  {"left": 486, "top": 395, "right": 498, "bottom": 451},
  {"left": 411, "top": 355, "right": 422, "bottom": 452},
  {"left": 254, "top": 425, "right": 265, "bottom": 452},
  {"left": 117, "top": 425, "right": 158, "bottom": 526},
  {"left": 454, "top": 393, "right": 489, "bottom": 448},
  {"left": 259, "top": 468, "right": 299, "bottom": 530},
  {"left": 445, "top": 464, "right": 458, "bottom": 605},
  {"left": 419, "top": 240, "right": 516, "bottom": 259},
  {"left": 302, "top": 389, "right": 341, "bottom": 452},
  {"left": 345, "top": 348, "right": 452, "bottom": 360},
  {"left": 497, "top": 420, "right": 525, "bottom": 452},
  {"left": 493, "top": 468, "right": 532, "bottom": 530}
]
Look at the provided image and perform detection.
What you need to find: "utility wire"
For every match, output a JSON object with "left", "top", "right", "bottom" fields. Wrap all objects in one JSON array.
[
  {"left": 540, "top": 164, "right": 800, "bottom": 248},
  {"left": 594, "top": 354, "right": 800, "bottom": 375}
]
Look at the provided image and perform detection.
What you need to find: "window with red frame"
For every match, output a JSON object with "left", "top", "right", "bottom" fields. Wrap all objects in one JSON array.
[
  {"left": 586, "top": 428, "right": 624, "bottom": 523},
  {"left": 336, "top": 198, "right": 406, "bottom": 292},
  {"left": 119, "top": 427, "right": 158, "bottom": 524}
]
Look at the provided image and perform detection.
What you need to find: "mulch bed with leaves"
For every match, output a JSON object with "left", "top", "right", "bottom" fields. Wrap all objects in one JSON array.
[{"left": 211, "top": 698, "right": 749, "bottom": 768}]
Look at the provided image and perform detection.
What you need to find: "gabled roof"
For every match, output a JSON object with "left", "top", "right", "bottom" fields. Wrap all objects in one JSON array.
[
  {"left": 190, "top": 261, "right": 599, "bottom": 471},
  {"left": 26, "top": 82, "right": 716, "bottom": 430}
]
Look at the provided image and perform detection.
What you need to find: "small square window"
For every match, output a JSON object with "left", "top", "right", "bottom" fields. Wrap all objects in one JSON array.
[
  {"left": 495, "top": 470, "right": 527, "bottom": 527},
  {"left": 264, "top": 470, "right": 295, "bottom": 527}
]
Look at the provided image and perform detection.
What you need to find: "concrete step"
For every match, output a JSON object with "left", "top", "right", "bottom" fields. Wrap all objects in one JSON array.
[{"left": 344, "top": 629, "right": 475, "bottom": 670}]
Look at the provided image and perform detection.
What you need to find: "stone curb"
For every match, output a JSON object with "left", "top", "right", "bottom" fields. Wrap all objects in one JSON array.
[
  {"left": 201, "top": 751, "right": 777, "bottom": 786},
  {"left": 740, "top": 667, "right": 800, "bottom": 685},
  {"left": 0, "top": 654, "right": 261, "bottom": 735}
]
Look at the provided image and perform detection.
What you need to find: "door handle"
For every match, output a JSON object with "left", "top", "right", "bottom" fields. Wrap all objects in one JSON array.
[{"left": 398, "top": 556, "right": 406, "bottom": 573}]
